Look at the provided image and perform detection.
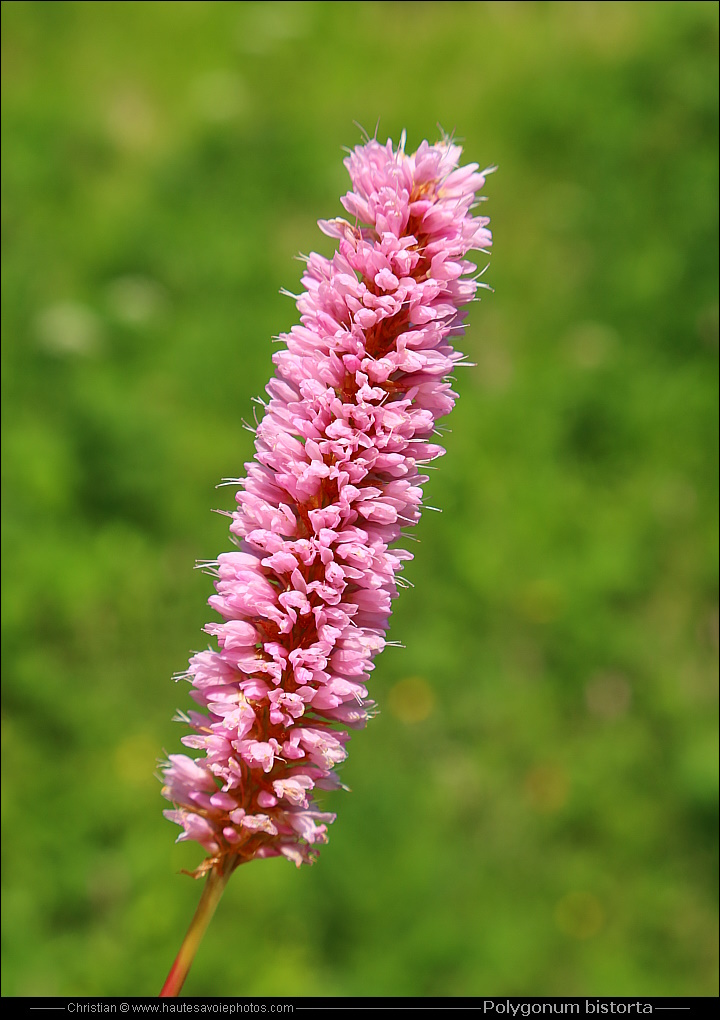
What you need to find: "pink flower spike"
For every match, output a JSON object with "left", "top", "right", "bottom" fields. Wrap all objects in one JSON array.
[{"left": 160, "top": 132, "right": 492, "bottom": 994}]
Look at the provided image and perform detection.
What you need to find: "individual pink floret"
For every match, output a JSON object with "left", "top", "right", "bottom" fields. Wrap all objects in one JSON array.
[{"left": 162, "top": 133, "right": 492, "bottom": 876}]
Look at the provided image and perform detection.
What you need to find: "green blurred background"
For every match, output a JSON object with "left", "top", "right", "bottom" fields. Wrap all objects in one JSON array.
[{"left": 2, "top": 0, "right": 717, "bottom": 998}]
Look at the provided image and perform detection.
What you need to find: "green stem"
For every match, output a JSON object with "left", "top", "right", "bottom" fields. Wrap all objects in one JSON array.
[{"left": 160, "top": 856, "right": 237, "bottom": 997}]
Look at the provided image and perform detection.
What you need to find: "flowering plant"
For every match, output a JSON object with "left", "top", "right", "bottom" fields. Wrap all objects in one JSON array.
[{"left": 160, "top": 132, "right": 492, "bottom": 995}]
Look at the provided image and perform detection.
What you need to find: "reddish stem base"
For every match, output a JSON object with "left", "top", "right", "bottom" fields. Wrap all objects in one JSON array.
[{"left": 160, "top": 856, "right": 236, "bottom": 997}]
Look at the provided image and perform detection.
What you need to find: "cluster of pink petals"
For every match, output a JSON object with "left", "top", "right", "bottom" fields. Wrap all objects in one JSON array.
[{"left": 162, "top": 133, "right": 492, "bottom": 875}]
